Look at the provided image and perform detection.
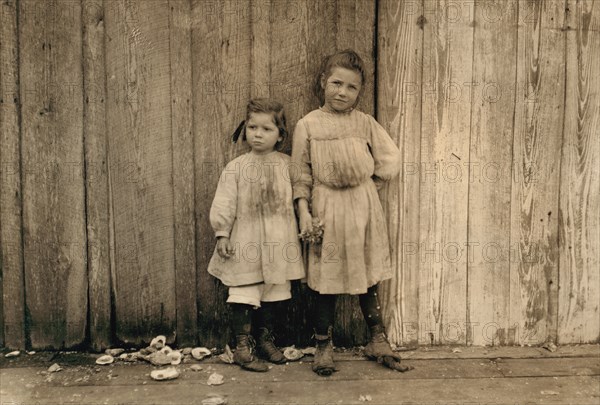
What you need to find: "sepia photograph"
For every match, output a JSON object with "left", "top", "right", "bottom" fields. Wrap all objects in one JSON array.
[{"left": 0, "top": 0, "right": 599, "bottom": 404}]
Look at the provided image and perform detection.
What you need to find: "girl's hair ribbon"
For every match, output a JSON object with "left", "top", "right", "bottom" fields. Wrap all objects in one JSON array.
[{"left": 231, "top": 120, "right": 246, "bottom": 143}]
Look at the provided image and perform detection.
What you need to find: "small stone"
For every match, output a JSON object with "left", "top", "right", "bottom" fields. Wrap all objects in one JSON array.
[
  {"left": 5, "top": 351, "right": 20, "bottom": 358},
  {"left": 48, "top": 363, "right": 62, "bottom": 373},
  {"left": 27, "top": 351, "right": 36, "bottom": 355},
  {"left": 202, "top": 394, "right": 227, "bottom": 405},
  {"left": 201, "top": 394, "right": 226, "bottom": 405},
  {"left": 105, "top": 348, "right": 125, "bottom": 357},
  {"left": 207, "top": 372, "right": 224, "bottom": 386},
  {"left": 182, "top": 347, "right": 193, "bottom": 355},
  {"left": 189, "top": 365, "right": 203, "bottom": 372},
  {"left": 541, "top": 390, "right": 559, "bottom": 396}
]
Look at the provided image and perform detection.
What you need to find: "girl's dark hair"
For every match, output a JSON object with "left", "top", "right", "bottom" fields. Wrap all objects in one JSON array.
[
  {"left": 313, "top": 49, "right": 367, "bottom": 107},
  {"left": 235, "top": 98, "right": 288, "bottom": 149}
]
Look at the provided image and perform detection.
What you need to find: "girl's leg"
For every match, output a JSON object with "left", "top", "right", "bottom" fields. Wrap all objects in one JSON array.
[
  {"left": 312, "top": 292, "right": 337, "bottom": 376},
  {"left": 358, "top": 285, "right": 412, "bottom": 372},
  {"left": 230, "top": 303, "right": 268, "bottom": 372},
  {"left": 254, "top": 300, "right": 286, "bottom": 364}
]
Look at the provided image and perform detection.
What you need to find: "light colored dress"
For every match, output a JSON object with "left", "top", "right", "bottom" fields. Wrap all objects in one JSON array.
[
  {"left": 207, "top": 151, "right": 305, "bottom": 286},
  {"left": 291, "top": 108, "right": 401, "bottom": 294}
]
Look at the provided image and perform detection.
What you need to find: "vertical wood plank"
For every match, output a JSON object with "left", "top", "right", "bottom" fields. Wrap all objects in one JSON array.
[
  {"left": 105, "top": 0, "right": 176, "bottom": 345},
  {"left": 336, "top": 0, "right": 376, "bottom": 116},
  {"left": 268, "top": 0, "right": 313, "bottom": 346},
  {"left": 82, "top": 0, "right": 111, "bottom": 351},
  {"left": 509, "top": 0, "right": 565, "bottom": 346},
  {"left": 19, "top": 0, "right": 87, "bottom": 348},
  {"left": 192, "top": 0, "right": 251, "bottom": 347},
  {"left": 270, "top": 0, "right": 309, "bottom": 154},
  {"left": 331, "top": 0, "right": 377, "bottom": 346},
  {"left": 377, "top": 0, "right": 423, "bottom": 346},
  {"left": 558, "top": 0, "right": 600, "bottom": 344},
  {"left": 418, "top": 0, "right": 474, "bottom": 345},
  {"left": 467, "top": 0, "right": 518, "bottom": 346},
  {"left": 0, "top": 0, "right": 25, "bottom": 349},
  {"left": 250, "top": 0, "right": 271, "bottom": 99},
  {"left": 169, "top": 0, "right": 197, "bottom": 347}
]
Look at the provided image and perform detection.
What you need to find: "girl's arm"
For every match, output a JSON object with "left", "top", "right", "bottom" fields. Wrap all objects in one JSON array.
[
  {"left": 291, "top": 119, "right": 314, "bottom": 233},
  {"left": 209, "top": 161, "right": 238, "bottom": 257},
  {"left": 368, "top": 115, "right": 402, "bottom": 183}
]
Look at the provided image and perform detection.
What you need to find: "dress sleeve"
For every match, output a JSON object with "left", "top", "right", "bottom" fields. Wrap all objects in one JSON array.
[
  {"left": 291, "top": 119, "right": 313, "bottom": 201},
  {"left": 368, "top": 115, "right": 402, "bottom": 182},
  {"left": 209, "top": 160, "right": 238, "bottom": 238}
]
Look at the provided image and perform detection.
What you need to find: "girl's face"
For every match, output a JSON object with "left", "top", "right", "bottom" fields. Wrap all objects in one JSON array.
[
  {"left": 245, "top": 112, "right": 282, "bottom": 154},
  {"left": 321, "top": 67, "right": 362, "bottom": 113}
]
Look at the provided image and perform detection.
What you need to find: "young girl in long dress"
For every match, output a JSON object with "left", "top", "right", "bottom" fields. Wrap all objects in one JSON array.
[
  {"left": 292, "top": 50, "right": 412, "bottom": 375},
  {"left": 208, "top": 98, "right": 305, "bottom": 372}
]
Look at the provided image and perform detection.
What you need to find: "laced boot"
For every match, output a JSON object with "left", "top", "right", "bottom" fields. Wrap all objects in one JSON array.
[
  {"left": 364, "top": 324, "right": 413, "bottom": 372},
  {"left": 312, "top": 327, "right": 336, "bottom": 376},
  {"left": 233, "top": 334, "right": 269, "bottom": 372},
  {"left": 256, "top": 327, "right": 286, "bottom": 364}
]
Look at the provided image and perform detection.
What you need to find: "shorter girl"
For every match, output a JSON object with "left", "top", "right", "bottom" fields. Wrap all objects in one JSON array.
[{"left": 207, "top": 99, "right": 305, "bottom": 372}]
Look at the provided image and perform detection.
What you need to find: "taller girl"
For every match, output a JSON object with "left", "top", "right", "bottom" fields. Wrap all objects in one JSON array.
[{"left": 291, "top": 50, "right": 412, "bottom": 375}]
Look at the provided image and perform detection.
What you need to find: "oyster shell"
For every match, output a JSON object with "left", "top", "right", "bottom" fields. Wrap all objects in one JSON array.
[
  {"left": 150, "top": 335, "right": 167, "bottom": 350},
  {"left": 191, "top": 347, "right": 212, "bottom": 360},
  {"left": 96, "top": 355, "right": 114, "bottom": 365},
  {"left": 150, "top": 367, "right": 179, "bottom": 381}
]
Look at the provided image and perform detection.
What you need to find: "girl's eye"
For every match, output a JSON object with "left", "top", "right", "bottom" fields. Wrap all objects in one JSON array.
[{"left": 248, "top": 125, "right": 256, "bottom": 129}]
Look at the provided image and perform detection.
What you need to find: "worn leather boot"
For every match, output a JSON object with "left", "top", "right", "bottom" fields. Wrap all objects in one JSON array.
[
  {"left": 364, "top": 324, "right": 413, "bottom": 372},
  {"left": 312, "top": 326, "right": 336, "bottom": 376},
  {"left": 233, "top": 334, "right": 269, "bottom": 372},
  {"left": 256, "top": 327, "right": 286, "bottom": 364}
]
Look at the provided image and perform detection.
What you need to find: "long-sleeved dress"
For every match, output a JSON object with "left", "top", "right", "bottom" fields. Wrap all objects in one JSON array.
[
  {"left": 207, "top": 151, "right": 305, "bottom": 287},
  {"left": 291, "top": 108, "right": 402, "bottom": 294}
]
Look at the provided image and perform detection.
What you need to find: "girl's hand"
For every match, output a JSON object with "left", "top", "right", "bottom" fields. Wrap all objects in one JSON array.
[
  {"left": 216, "top": 237, "right": 235, "bottom": 259},
  {"left": 297, "top": 198, "right": 313, "bottom": 234},
  {"left": 299, "top": 211, "right": 313, "bottom": 235}
]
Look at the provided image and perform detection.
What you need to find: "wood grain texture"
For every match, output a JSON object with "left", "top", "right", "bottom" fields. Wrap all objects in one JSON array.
[
  {"left": 336, "top": 0, "right": 376, "bottom": 116},
  {"left": 332, "top": 0, "right": 377, "bottom": 346},
  {"left": 192, "top": 0, "right": 251, "bottom": 347},
  {"left": 169, "top": 0, "right": 197, "bottom": 347},
  {"left": 558, "top": 0, "right": 600, "bottom": 344},
  {"left": 509, "top": 0, "right": 565, "bottom": 346},
  {"left": 377, "top": 0, "right": 423, "bottom": 346},
  {"left": 267, "top": 0, "right": 313, "bottom": 345},
  {"left": 105, "top": 0, "right": 176, "bottom": 345},
  {"left": 250, "top": 0, "right": 271, "bottom": 99},
  {"left": 82, "top": 0, "right": 111, "bottom": 351},
  {"left": 467, "top": 0, "right": 518, "bottom": 346},
  {"left": 19, "top": 0, "right": 87, "bottom": 348},
  {"left": 0, "top": 0, "right": 25, "bottom": 349},
  {"left": 418, "top": 0, "right": 474, "bottom": 345}
]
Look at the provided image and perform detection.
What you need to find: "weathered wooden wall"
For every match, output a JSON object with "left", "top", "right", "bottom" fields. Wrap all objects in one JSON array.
[{"left": 0, "top": 0, "right": 598, "bottom": 350}]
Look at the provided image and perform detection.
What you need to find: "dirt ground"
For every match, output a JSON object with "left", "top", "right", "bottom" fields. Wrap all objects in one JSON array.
[{"left": 1, "top": 345, "right": 599, "bottom": 405}]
